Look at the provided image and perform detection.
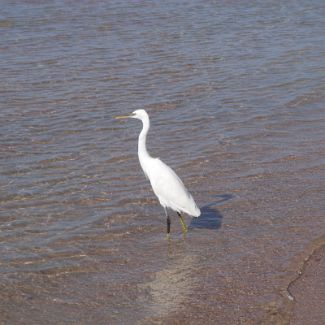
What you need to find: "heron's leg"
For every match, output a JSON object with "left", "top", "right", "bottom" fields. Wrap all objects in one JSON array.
[
  {"left": 167, "top": 216, "right": 171, "bottom": 234},
  {"left": 177, "top": 212, "right": 188, "bottom": 234},
  {"left": 164, "top": 207, "right": 171, "bottom": 235}
]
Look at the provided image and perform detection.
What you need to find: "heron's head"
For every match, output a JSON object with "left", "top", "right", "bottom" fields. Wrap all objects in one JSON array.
[{"left": 115, "top": 109, "right": 148, "bottom": 121}]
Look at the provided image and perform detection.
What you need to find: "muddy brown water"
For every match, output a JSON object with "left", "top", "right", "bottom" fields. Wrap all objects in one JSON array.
[{"left": 1, "top": 1, "right": 325, "bottom": 324}]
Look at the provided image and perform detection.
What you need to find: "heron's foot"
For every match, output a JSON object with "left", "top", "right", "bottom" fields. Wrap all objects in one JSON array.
[
  {"left": 180, "top": 221, "right": 188, "bottom": 234},
  {"left": 177, "top": 213, "right": 188, "bottom": 234}
]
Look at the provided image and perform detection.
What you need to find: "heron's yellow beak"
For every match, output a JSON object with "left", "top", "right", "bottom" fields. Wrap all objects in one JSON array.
[{"left": 115, "top": 115, "right": 130, "bottom": 119}]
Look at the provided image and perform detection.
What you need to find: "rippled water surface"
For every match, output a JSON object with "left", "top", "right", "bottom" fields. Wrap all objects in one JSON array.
[{"left": 1, "top": 1, "right": 324, "bottom": 324}]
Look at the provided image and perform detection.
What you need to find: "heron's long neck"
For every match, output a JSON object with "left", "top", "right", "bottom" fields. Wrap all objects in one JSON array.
[{"left": 138, "top": 116, "right": 151, "bottom": 162}]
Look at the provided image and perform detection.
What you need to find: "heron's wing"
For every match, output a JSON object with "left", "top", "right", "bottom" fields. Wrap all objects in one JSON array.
[{"left": 148, "top": 158, "right": 199, "bottom": 216}]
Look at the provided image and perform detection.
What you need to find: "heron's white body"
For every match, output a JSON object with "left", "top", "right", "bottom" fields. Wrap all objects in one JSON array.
[{"left": 134, "top": 109, "right": 200, "bottom": 217}]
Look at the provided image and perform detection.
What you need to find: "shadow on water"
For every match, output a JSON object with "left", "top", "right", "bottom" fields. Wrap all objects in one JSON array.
[{"left": 190, "top": 194, "right": 234, "bottom": 230}]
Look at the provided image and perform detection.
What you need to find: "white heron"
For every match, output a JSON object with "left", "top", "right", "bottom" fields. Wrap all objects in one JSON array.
[{"left": 115, "top": 109, "right": 200, "bottom": 234}]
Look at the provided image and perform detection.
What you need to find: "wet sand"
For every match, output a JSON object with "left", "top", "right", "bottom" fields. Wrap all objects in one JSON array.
[{"left": 289, "top": 242, "right": 325, "bottom": 325}]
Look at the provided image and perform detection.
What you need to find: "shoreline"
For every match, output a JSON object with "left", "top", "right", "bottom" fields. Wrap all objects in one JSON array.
[{"left": 288, "top": 239, "right": 325, "bottom": 324}]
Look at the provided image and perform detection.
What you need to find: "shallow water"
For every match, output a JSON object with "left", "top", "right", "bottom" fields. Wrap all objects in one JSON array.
[{"left": 1, "top": 0, "right": 325, "bottom": 324}]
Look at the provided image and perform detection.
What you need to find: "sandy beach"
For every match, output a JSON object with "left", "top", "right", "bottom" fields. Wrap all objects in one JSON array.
[{"left": 289, "top": 240, "right": 325, "bottom": 325}]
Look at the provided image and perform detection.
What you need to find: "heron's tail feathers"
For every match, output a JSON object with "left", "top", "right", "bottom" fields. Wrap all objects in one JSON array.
[
  {"left": 182, "top": 202, "right": 200, "bottom": 217},
  {"left": 192, "top": 206, "right": 201, "bottom": 217}
]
